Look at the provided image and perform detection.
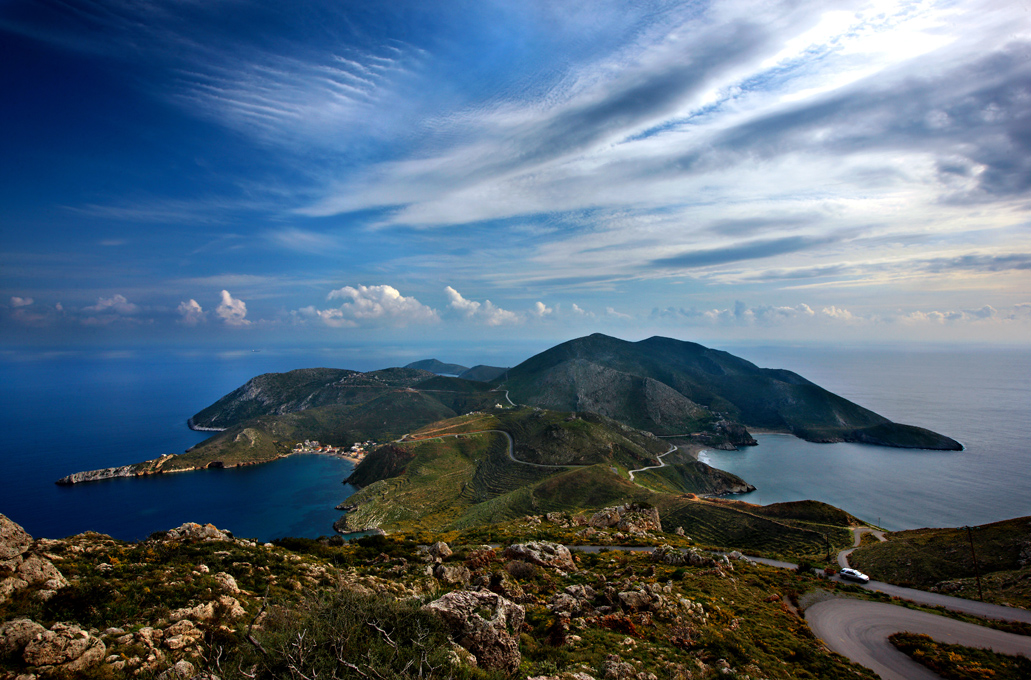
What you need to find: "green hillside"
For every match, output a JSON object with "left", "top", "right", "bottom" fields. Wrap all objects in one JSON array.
[{"left": 497, "top": 333, "right": 961, "bottom": 450}]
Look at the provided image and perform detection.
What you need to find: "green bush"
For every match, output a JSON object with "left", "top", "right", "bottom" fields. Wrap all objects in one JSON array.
[{"left": 233, "top": 587, "right": 494, "bottom": 679}]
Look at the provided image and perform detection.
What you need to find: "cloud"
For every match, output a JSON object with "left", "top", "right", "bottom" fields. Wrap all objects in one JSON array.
[
  {"left": 83, "top": 294, "right": 139, "bottom": 315},
  {"left": 317, "top": 284, "right": 438, "bottom": 327},
  {"left": 651, "top": 235, "right": 842, "bottom": 270},
  {"left": 445, "top": 286, "right": 519, "bottom": 326},
  {"left": 531, "top": 301, "right": 553, "bottom": 318},
  {"left": 606, "top": 307, "right": 631, "bottom": 320},
  {"left": 10, "top": 297, "right": 33, "bottom": 308},
  {"left": 216, "top": 290, "right": 251, "bottom": 327},
  {"left": 177, "top": 299, "right": 205, "bottom": 326}
]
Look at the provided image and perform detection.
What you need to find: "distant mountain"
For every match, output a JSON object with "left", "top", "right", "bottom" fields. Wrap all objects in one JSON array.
[
  {"left": 404, "top": 359, "right": 469, "bottom": 375},
  {"left": 495, "top": 333, "right": 961, "bottom": 450},
  {"left": 458, "top": 365, "right": 509, "bottom": 382},
  {"left": 189, "top": 367, "right": 439, "bottom": 431}
]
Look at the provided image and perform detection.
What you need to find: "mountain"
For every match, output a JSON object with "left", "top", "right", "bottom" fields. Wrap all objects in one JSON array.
[
  {"left": 496, "top": 333, "right": 961, "bottom": 450},
  {"left": 458, "top": 365, "right": 509, "bottom": 381},
  {"left": 189, "top": 367, "right": 438, "bottom": 430},
  {"left": 404, "top": 359, "right": 469, "bottom": 375}
]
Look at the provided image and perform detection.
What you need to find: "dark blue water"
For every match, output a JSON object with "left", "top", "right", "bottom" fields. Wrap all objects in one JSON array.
[
  {"left": 1, "top": 345, "right": 1028, "bottom": 540},
  {"left": 0, "top": 350, "right": 359, "bottom": 541},
  {"left": 701, "top": 346, "right": 1031, "bottom": 531}
]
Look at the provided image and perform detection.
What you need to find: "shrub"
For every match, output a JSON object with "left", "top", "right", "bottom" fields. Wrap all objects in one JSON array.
[{"left": 237, "top": 586, "right": 488, "bottom": 679}]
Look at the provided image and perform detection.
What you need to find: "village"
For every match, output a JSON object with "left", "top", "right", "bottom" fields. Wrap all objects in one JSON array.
[{"left": 291, "top": 439, "right": 376, "bottom": 463}]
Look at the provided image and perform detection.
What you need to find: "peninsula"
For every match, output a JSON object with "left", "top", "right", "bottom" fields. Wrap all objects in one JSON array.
[{"left": 56, "top": 333, "right": 961, "bottom": 488}]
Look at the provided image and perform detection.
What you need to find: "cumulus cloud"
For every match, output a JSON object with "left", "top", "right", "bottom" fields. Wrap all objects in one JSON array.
[
  {"left": 315, "top": 284, "right": 438, "bottom": 327},
  {"left": 531, "top": 301, "right": 553, "bottom": 318},
  {"left": 654, "top": 301, "right": 850, "bottom": 326},
  {"left": 445, "top": 286, "right": 519, "bottom": 326},
  {"left": 84, "top": 294, "right": 139, "bottom": 315},
  {"left": 177, "top": 299, "right": 205, "bottom": 326},
  {"left": 10, "top": 297, "right": 33, "bottom": 308},
  {"left": 216, "top": 290, "right": 250, "bottom": 326}
]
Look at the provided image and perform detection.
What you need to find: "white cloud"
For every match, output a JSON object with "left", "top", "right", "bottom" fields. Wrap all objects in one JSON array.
[
  {"left": 532, "top": 301, "right": 553, "bottom": 318},
  {"left": 445, "top": 286, "right": 519, "bottom": 326},
  {"left": 216, "top": 290, "right": 251, "bottom": 326},
  {"left": 606, "top": 307, "right": 632, "bottom": 320},
  {"left": 10, "top": 297, "right": 33, "bottom": 308},
  {"left": 84, "top": 294, "right": 139, "bottom": 315},
  {"left": 317, "top": 284, "right": 438, "bottom": 327},
  {"left": 177, "top": 299, "right": 205, "bottom": 326},
  {"left": 821, "top": 306, "right": 855, "bottom": 321}
]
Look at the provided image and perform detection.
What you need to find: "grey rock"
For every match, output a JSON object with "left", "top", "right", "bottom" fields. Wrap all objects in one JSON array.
[
  {"left": 432, "top": 563, "right": 471, "bottom": 586},
  {"left": 22, "top": 622, "right": 106, "bottom": 673},
  {"left": 0, "top": 619, "right": 45, "bottom": 659},
  {"left": 502, "top": 542, "right": 576, "bottom": 571},
  {"left": 423, "top": 590, "right": 524, "bottom": 673},
  {"left": 0, "top": 515, "right": 32, "bottom": 561}
]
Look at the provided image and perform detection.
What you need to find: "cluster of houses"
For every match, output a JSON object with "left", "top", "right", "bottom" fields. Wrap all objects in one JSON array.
[{"left": 292, "top": 439, "right": 378, "bottom": 460}]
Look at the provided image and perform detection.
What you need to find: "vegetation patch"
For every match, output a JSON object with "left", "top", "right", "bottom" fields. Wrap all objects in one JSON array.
[{"left": 889, "top": 632, "right": 1031, "bottom": 680}]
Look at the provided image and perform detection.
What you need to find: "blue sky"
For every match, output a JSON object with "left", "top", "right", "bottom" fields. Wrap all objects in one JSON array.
[{"left": 2, "top": 0, "right": 1030, "bottom": 351}]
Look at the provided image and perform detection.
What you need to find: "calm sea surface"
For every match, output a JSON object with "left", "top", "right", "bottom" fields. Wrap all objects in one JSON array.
[
  {"left": 701, "top": 346, "right": 1031, "bottom": 531},
  {"left": 0, "top": 345, "right": 1028, "bottom": 540}
]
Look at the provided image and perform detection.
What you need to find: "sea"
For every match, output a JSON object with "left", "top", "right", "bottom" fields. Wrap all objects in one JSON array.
[{"left": 0, "top": 344, "right": 1029, "bottom": 541}]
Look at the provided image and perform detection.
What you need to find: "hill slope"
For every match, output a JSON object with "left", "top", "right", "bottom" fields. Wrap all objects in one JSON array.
[{"left": 497, "top": 333, "right": 961, "bottom": 449}]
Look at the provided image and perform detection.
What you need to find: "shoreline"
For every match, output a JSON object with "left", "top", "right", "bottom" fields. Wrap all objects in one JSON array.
[{"left": 56, "top": 448, "right": 359, "bottom": 486}]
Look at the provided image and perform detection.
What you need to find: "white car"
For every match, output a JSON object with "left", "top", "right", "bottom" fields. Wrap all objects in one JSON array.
[{"left": 839, "top": 567, "right": 871, "bottom": 583}]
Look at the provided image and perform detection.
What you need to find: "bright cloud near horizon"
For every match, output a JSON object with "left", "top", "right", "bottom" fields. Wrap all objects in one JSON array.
[{"left": 2, "top": 0, "right": 1029, "bottom": 349}]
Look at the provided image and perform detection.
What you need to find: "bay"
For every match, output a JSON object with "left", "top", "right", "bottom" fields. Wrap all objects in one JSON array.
[
  {"left": 0, "top": 350, "right": 360, "bottom": 542},
  {"left": 701, "top": 346, "right": 1031, "bottom": 531}
]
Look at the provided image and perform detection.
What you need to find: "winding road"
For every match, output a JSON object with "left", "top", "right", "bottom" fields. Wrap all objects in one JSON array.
[
  {"left": 627, "top": 443, "right": 678, "bottom": 482},
  {"left": 806, "top": 599, "right": 1031, "bottom": 680}
]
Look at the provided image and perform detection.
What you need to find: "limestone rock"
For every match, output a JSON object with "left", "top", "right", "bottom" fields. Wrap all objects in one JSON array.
[
  {"left": 432, "top": 563, "right": 471, "bottom": 586},
  {"left": 422, "top": 541, "right": 452, "bottom": 562},
  {"left": 0, "top": 619, "right": 45, "bottom": 659},
  {"left": 162, "top": 620, "right": 203, "bottom": 651},
  {"left": 169, "top": 595, "right": 246, "bottom": 624},
  {"left": 161, "top": 522, "right": 233, "bottom": 543},
  {"left": 0, "top": 515, "right": 32, "bottom": 562},
  {"left": 423, "top": 590, "right": 524, "bottom": 673},
  {"left": 213, "top": 571, "right": 239, "bottom": 594},
  {"left": 589, "top": 504, "right": 662, "bottom": 533},
  {"left": 602, "top": 654, "right": 636, "bottom": 680},
  {"left": 22, "top": 622, "right": 106, "bottom": 673},
  {"left": 502, "top": 542, "right": 576, "bottom": 571},
  {"left": 157, "top": 660, "right": 197, "bottom": 680}
]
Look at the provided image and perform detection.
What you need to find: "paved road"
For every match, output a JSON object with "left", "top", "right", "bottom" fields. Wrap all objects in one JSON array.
[
  {"left": 402, "top": 429, "right": 585, "bottom": 470},
  {"left": 838, "top": 526, "right": 887, "bottom": 569},
  {"left": 627, "top": 444, "right": 678, "bottom": 482},
  {"left": 806, "top": 599, "right": 1031, "bottom": 680}
]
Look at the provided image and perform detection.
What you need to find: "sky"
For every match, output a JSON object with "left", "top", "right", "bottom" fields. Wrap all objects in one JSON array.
[{"left": 2, "top": 0, "right": 1030, "bottom": 354}]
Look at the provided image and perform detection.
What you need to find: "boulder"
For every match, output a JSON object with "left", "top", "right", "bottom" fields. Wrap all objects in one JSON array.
[
  {"left": 0, "top": 514, "right": 32, "bottom": 562},
  {"left": 157, "top": 660, "right": 198, "bottom": 680},
  {"left": 162, "top": 620, "right": 203, "bottom": 651},
  {"left": 22, "top": 622, "right": 106, "bottom": 674},
  {"left": 169, "top": 595, "right": 246, "bottom": 624},
  {"left": 0, "top": 618, "right": 45, "bottom": 659},
  {"left": 602, "top": 654, "right": 636, "bottom": 680},
  {"left": 213, "top": 571, "right": 239, "bottom": 594},
  {"left": 422, "top": 590, "right": 524, "bottom": 673},
  {"left": 424, "top": 541, "right": 452, "bottom": 562},
  {"left": 162, "top": 522, "right": 233, "bottom": 542},
  {"left": 588, "top": 504, "right": 662, "bottom": 533},
  {"left": 502, "top": 542, "right": 576, "bottom": 571},
  {"left": 432, "top": 563, "right": 471, "bottom": 586}
]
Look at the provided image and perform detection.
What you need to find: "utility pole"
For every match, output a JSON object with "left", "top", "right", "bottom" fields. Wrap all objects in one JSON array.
[{"left": 964, "top": 526, "right": 984, "bottom": 602}]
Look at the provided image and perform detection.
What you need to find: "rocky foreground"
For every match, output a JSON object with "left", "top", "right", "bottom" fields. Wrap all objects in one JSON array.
[{"left": 0, "top": 510, "right": 885, "bottom": 680}]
